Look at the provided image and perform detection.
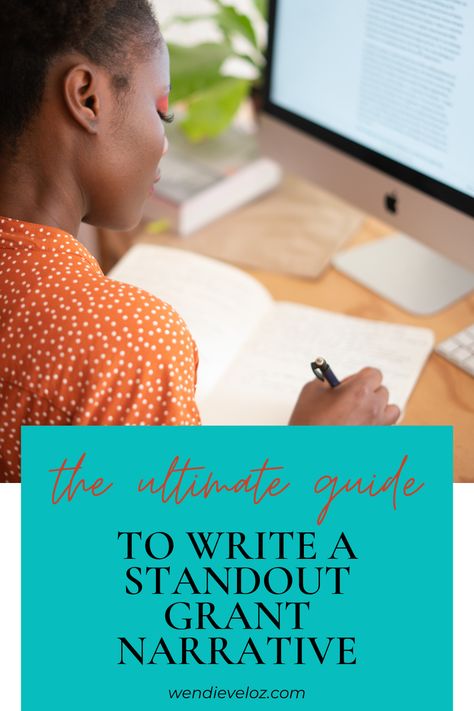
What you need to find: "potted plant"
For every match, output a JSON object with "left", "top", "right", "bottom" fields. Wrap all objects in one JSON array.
[{"left": 163, "top": 0, "right": 268, "bottom": 142}]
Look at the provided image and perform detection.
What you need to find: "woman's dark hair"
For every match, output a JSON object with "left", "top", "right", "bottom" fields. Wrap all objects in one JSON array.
[{"left": 0, "top": 0, "right": 161, "bottom": 155}]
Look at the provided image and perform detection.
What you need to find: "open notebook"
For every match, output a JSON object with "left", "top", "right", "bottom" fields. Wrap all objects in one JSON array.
[{"left": 108, "top": 245, "right": 434, "bottom": 424}]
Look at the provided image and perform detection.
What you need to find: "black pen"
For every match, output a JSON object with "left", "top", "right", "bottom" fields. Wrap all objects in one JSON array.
[{"left": 311, "top": 357, "right": 341, "bottom": 388}]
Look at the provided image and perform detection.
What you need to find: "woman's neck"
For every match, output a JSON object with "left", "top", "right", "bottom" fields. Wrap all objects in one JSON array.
[{"left": 0, "top": 142, "right": 84, "bottom": 237}]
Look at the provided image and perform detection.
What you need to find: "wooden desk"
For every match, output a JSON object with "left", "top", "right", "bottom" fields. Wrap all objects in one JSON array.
[
  {"left": 98, "top": 182, "right": 474, "bottom": 482},
  {"left": 246, "top": 217, "right": 474, "bottom": 482}
]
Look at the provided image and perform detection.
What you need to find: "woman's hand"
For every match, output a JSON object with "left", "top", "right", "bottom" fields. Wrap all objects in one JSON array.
[{"left": 289, "top": 367, "right": 400, "bottom": 426}]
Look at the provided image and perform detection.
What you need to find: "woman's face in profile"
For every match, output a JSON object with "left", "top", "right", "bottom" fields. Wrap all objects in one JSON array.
[{"left": 84, "top": 42, "right": 170, "bottom": 232}]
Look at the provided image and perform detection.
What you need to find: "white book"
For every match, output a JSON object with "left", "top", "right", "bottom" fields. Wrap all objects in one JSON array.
[
  {"left": 109, "top": 245, "right": 435, "bottom": 424},
  {"left": 144, "top": 126, "right": 282, "bottom": 236}
]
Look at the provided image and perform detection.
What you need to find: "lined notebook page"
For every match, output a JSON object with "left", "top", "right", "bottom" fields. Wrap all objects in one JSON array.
[
  {"left": 109, "top": 245, "right": 434, "bottom": 424},
  {"left": 108, "top": 245, "right": 273, "bottom": 395},
  {"left": 200, "top": 302, "right": 434, "bottom": 424}
]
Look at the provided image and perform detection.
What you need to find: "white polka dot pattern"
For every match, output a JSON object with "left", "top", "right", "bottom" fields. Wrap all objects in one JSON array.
[{"left": 0, "top": 216, "right": 201, "bottom": 482}]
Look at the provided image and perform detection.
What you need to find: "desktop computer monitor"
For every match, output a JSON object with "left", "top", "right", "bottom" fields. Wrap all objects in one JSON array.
[{"left": 260, "top": 0, "right": 474, "bottom": 314}]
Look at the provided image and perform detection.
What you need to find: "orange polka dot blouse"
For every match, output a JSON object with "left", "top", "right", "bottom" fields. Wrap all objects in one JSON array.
[{"left": 0, "top": 216, "right": 201, "bottom": 482}]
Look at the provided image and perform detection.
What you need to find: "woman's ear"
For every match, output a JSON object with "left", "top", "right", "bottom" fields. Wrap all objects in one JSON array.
[{"left": 63, "top": 64, "right": 101, "bottom": 134}]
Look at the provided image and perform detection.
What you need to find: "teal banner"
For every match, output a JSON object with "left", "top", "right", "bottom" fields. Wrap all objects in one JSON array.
[{"left": 22, "top": 426, "right": 452, "bottom": 709}]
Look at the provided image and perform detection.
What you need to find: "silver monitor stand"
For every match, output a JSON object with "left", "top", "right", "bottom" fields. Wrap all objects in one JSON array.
[{"left": 332, "top": 233, "right": 474, "bottom": 316}]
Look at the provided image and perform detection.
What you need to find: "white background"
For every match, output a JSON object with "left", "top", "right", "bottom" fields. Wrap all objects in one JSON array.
[
  {"left": 152, "top": 0, "right": 258, "bottom": 26},
  {"left": 1, "top": 485, "right": 472, "bottom": 708},
  {"left": 151, "top": 0, "right": 263, "bottom": 44}
]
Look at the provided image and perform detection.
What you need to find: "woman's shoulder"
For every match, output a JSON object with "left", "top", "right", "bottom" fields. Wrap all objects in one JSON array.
[
  {"left": 99, "top": 274, "right": 193, "bottom": 338},
  {"left": 49, "top": 270, "right": 196, "bottom": 357}
]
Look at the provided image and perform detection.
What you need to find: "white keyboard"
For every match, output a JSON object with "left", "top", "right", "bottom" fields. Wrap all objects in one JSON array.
[{"left": 435, "top": 324, "right": 474, "bottom": 377}]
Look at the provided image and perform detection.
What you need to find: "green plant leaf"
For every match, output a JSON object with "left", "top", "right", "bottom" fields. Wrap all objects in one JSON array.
[
  {"left": 162, "top": 14, "right": 217, "bottom": 29},
  {"left": 216, "top": 6, "right": 259, "bottom": 49},
  {"left": 253, "top": 0, "right": 269, "bottom": 19},
  {"left": 236, "top": 51, "right": 265, "bottom": 69},
  {"left": 180, "top": 77, "right": 251, "bottom": 142},
  {"left": 167, "top": 42, "right": 233, "bottom": 103}
]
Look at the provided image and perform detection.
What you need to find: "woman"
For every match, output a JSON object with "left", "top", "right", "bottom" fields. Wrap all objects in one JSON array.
[{"left": 0, "top": 0, "right": 399, "bottom": 482}]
